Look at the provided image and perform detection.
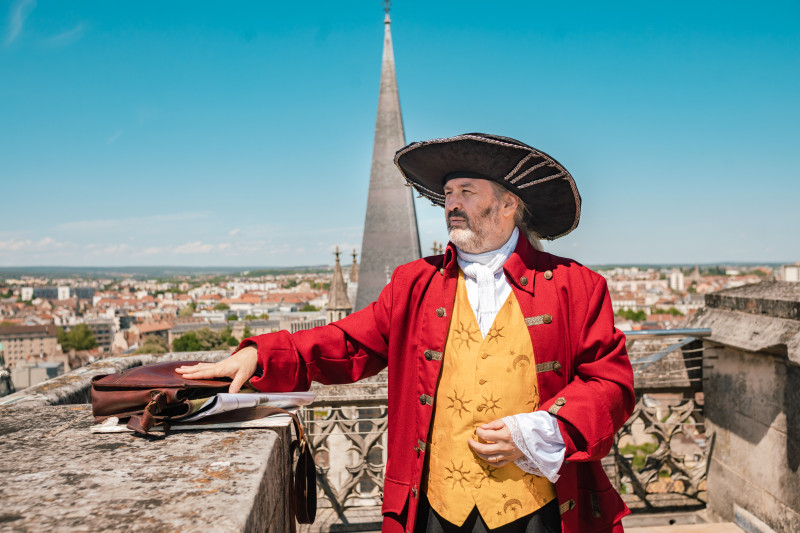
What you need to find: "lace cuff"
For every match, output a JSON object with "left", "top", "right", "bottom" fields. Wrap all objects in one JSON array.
[{"left": 502, "top": 412, "right": 565, "bottom": 483}]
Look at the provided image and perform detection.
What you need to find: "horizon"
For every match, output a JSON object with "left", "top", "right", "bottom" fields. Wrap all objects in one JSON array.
[{"left": 2, "top": 1, "right": 798, "bottom": 267}]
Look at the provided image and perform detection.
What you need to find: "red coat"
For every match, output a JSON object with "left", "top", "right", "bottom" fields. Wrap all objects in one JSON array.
[{"left": 244, "top": 236, "right": 635, "bottom": 533}]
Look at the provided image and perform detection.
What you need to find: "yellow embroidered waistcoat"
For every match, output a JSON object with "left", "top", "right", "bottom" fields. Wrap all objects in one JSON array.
[{"left": 424, "top": 272, "right": 556, "bottom": 528}]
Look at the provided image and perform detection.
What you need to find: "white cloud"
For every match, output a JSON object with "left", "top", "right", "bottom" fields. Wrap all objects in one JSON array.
[
  {"left": 173, "top": 241, "right": 218, "bottom": 254},
  {"left": 97, "top": 244, "right": 129, "bottom": 255},
  {"left": 45, "top": 22, "right": 85, "bottom": 46},
  {"left": 0, "top": 236, "right": 63, "bottom": 251},
  {"left": 57, "top": 211, "right": 212, "bottom": 232},
  {"left": 106, "top": 130, "right": 122, "bottom": 145},
  {"left": 229, "top": 228, "right": 241, "bottom": 236},
  {"left": 5, "top": 0, "right": 35, "bottom": 46}
]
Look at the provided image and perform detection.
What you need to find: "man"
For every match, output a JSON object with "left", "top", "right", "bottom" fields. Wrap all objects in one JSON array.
[{"left": 178, "top": 133, "right": 635, "bottom": 533}]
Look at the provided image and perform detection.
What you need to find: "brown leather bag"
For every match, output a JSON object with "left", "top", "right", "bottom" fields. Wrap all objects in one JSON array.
[
  {"left": 91, "top": 360, "right": 232, "bottom": 433},
  {"left": 90, "top": 360, "right": 316, "bottom": 525}
]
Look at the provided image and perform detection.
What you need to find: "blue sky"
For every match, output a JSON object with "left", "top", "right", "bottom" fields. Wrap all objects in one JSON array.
[{"left": 1, "top": 1, "right": 798, "bottom": 267}]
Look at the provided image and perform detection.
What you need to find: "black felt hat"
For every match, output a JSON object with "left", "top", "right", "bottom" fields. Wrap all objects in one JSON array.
[{"left": 394, "top": 133, "right": 581, "bottom": 240}]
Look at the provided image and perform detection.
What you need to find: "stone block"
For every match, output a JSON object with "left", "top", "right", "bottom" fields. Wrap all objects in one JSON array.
[{"left": 0, "top": 404, "right": 292, "bottom": 532}]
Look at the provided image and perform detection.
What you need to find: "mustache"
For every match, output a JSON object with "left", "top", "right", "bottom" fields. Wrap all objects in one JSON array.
[{"left": 447, "top": 209, "right": 470, "bottom": 224}]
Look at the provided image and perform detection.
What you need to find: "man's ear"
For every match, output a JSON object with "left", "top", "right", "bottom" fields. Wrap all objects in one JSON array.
[{"left": 503, "top": 192, "right": 518, "bottom": 216}]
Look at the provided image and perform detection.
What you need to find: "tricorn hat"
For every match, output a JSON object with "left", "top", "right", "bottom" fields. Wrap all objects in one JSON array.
[{"left": 394, "top": 133, "right": 581, "bottom": 240}]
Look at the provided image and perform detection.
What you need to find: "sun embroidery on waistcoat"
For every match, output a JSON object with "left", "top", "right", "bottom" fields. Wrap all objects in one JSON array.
[
  {"left": 444, "top": 460, "right": 473, "bottom": 489},
  {"left": 446, "top": 388, "right": 471, "bottom": 418},
  {"left": 452, "top": 321, "right": 481, "bottom": 349},
  {"left": 485, "top": 324, "right": 505, "bottom": 343},
  {"left": 481, "top": 393, "right": 501, "bottom": 415},
  {"left": 472, "top": 462, "right": 499, "bottom": 488}
]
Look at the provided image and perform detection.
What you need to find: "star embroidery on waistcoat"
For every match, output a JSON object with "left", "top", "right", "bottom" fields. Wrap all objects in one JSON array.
[
  {"left": 452, "top": 321, "right": 481, "bottom": 350},
  {"left": 444, "top": 460, "right": 472, "bottom": 489},
  {"left": 526, "top": 387, "right": 540, "bottom": 407},
  {"left": 446, "top": 388, "right": 471, "bottom": 418},
  {"left": 482, "top": 392, "right": 501, "bottom": 415},
  {"left": 485, "top": 325, "right": 505, "bottom": 343}
]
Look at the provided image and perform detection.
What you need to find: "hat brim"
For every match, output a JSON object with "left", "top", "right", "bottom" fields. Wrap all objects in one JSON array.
[{"left": 394, "top": 133, "right": 581, "bottom": 240}]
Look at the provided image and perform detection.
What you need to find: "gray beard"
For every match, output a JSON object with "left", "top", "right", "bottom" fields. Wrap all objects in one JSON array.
[
  {"left": 448, "top": 227, "right": 483, "bottom": 253},
  {"left": 447, "top": 204, "right": 499, "bottom": 254}
]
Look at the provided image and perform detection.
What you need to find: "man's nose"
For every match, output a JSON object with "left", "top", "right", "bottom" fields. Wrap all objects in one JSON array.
[{"left": 445, "top": 194, "right": 461, "bottom": 212}]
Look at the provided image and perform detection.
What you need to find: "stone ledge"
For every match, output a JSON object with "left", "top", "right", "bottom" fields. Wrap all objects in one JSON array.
[
  {"left": 0, "top": 403, "right": 291, "bottom": 532},
  {"left": 687, "top": 308, "right": 800, "bottom": 365},
  {"left": 704, "top": 282, "right": 800, "bottom": 321},
  {"left": 0, "top": 351, "right": 229, "bottom": 409}
]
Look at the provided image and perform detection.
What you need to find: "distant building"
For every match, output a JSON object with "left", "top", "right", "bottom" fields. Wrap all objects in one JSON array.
[
  {"left": 782, "top": 264, "right": 800, "bottom": 282},
  {"left": 0, "top": 325, "right": 64, "bottom": 370},
  {"left": 57, "top": 286, "right": 70, "bottom": 301},
  {"left": 11, "top": 361, "right": 64, "bottom": 390},
  {"left": 83, "top": 320, "right": 115, "bottom": 352},
  {"left": 668, "top": 269, "right": 685, "bottom": 291}
]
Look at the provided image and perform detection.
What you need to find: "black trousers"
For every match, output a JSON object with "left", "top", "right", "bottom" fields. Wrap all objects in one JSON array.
[{"left": 415, "top": 493, "right": 562, "bottom": 533}]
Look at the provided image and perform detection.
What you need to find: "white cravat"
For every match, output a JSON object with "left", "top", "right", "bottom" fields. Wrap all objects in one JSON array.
[
  {"left": 454, "top": 227, "right": 566, "bottom": 482},
  {"left": 456, "top": 227, "right": 518, "bottom": 337}
]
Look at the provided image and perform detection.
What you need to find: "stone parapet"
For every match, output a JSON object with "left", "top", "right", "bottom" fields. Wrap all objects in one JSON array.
[
  {"left": 0, "top": 351, "right": 295, "bottom": 533},
  {"left": 688, "top": 282, "right": 800, "bottom": 532}
]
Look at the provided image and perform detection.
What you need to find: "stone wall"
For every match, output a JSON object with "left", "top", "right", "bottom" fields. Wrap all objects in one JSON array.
[
  {"left": 0, "top": 351, "right": 296, "bottom": 532},
  {"left": 689, "top": 282, "right": 800, "bottom": 532}
]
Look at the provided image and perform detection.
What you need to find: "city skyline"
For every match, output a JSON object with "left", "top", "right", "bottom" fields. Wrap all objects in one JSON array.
[{"left": 2, "top": 1, "right": 798, "bottom": 267}]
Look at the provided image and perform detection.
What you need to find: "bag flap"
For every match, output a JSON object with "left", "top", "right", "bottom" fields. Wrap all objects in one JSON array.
[{"left": 92, "top": 360, "right": 232, "bottom": 389}]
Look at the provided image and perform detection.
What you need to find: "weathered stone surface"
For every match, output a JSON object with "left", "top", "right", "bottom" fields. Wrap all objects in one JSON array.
[
  {"left": 693, "top": 280, "right": 800, "bottom": 533},
  {"left": 0, "top": 404, "right": 290, "bottom": 532},
  {"left": 703, "top": 282, "right": 800, "bottom": 321}
]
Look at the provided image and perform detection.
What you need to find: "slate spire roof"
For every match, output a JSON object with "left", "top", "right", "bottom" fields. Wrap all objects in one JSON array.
[{"left": 355, "top": 9, "right": 421, "bottom": 310}]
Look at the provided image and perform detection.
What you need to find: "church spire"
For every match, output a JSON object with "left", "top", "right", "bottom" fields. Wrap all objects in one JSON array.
[
  {"left": 355, "top": 7, "right": 421, "bottom": 310},
  {"left": 327, "top": 246, "right": 352, "bottom": 323},
  {"left": 350, "top": 249, "right": 359, "bottom": 283}
]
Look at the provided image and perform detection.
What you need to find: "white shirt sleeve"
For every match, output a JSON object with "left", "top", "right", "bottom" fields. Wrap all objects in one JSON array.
[{"left": 502, "top": 411, "right": 566, "bottom": 483}]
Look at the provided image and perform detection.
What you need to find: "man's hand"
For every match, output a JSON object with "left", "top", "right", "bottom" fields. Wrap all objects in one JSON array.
[
  {"left": 467, "top": 419, "right": 524, "bottom": 467},
  {"left": 175, "top": 345, "right": 259, "bottom": 394}
]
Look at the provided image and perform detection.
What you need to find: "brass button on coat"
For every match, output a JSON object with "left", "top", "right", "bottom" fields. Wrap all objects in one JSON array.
[
  {"left": 425, "top": 351, "right": 433, "bottom": 361},
  {"left": 520, "top": 276, "right": 528, "bottom": 286},
  {"left": 544, "top": 270, "right": 553, "bottom": 280},
  {"left": 554, "top": 397, "right": 566, "bottom": 406},
  {"left": 436, "top": 307, "right": 446, "bottom": 317},
  {"left": 479, "top": 379, "right": 486, "bottom": 385},
  {"left": 481, "top": 353, "right": 488, "bottom": 359},
  {"left": 543, "top": 314, "right": 553, "bottom": 324}
]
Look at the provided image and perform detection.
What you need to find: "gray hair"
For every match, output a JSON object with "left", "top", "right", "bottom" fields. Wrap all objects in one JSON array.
[{"left": 489, "top": 181, "right": 543, "bottom": 252}]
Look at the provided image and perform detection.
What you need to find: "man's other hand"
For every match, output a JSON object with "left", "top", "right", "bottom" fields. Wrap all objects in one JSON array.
[
  {"left": 467, "top": 419, "right": 524, "bottom": 467},
  {"left": 175, "top": 345, "right": 258, "bottom": 394}
]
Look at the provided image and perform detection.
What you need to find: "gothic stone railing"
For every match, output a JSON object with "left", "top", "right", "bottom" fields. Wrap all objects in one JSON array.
[{"left": 299, "top": 329, "right": 713, "bottom": 530}]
